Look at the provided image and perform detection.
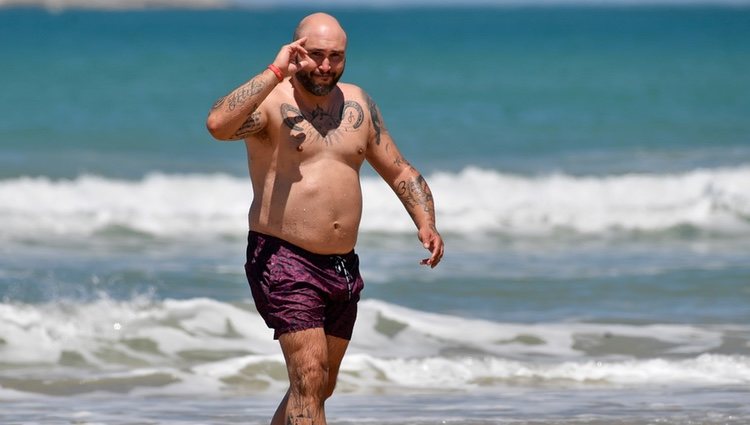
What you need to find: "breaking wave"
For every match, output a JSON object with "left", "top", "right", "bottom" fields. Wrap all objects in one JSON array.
[
  {"left": 1, "top": 297, "right": 748, "bottom": 396},
  {"left": 1, "top": 166, "right": 749, "bottom": 241}
]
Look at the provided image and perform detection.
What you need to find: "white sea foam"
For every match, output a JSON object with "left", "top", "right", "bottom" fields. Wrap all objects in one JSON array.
[
  {"left": 337, "top": 353, "right": 750, "bottom": 390},
  {"left": 1, "top": 166, "right": 749, "bottom": 240},
  {"left": 1, "top": 297, "right": 748, "bottom": 396}
]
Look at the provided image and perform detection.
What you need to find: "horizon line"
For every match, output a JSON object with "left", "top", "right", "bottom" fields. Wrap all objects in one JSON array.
[{"left": 2, "top": 0, "right": 750, "bottom": 12}]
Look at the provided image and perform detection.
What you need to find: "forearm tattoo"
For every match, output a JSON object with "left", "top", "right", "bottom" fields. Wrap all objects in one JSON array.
[
  {"left": 226, "top": 77, "right": 265, "bottom": 112},
  {"left": 396, "top": 174, "right": 435, "bottom": 221},
  {"left": 210, "top": 95, "right": 227, "bottom": 111}
]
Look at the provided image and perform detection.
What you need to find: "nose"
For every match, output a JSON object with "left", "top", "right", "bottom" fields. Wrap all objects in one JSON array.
[{"left": 319, "top": 57, "right": 331, "bottom": 72}]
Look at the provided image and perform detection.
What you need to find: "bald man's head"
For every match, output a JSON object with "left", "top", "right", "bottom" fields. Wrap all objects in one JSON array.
[
  {"left": 293, "top": 12, "right": 347, "bottom": 48},
  {"left": 292, "top": 13, "right": 348, "bottom": 97}
]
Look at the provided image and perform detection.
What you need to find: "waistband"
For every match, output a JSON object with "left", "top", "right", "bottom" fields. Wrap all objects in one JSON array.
[{"left": 248, "top": 231, "right": 356, "bottom": 262}]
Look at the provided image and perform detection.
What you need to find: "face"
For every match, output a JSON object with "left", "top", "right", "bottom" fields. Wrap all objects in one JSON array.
[{"left": 295, "top": 37, "right": 346, "bottom": 96}]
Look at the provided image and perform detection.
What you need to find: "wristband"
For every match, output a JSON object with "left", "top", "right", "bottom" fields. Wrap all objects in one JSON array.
[{"left": 267, "top": 64, "right": 284, "bottom": 82}]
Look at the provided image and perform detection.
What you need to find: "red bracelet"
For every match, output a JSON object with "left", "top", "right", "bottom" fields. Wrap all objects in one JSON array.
[{"left": 267, "top": 64, "right": 284, "bottom": 82}]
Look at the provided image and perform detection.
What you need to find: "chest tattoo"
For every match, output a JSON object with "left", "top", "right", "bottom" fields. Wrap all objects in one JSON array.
[{"left": 281, "top": 101, "right": 364, "bottom": 147}]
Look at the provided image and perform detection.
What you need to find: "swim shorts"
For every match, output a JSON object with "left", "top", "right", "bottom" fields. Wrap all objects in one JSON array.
[{"left": 244, "top": 231, "right": 365, "bottom": 340}]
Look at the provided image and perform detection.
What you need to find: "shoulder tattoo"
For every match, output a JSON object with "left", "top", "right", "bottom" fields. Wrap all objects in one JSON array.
[{"left": 366, "top": 94, "right": 383, "bottom": 145}]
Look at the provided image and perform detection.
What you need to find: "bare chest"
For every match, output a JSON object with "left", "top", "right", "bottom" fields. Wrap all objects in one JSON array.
[{"left": 273, "top": 100, "right": 368, "bottom": 160}]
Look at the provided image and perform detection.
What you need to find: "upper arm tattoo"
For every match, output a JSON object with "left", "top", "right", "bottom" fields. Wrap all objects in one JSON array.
[
  {"left": 233, "top": 110, "right": 263, "bottom": 139},
  {"left": 394, "top": 152, "right": 411, "bottom": 168},
  {"left": 365, "top": 93, "right": 383, "bottom": 146}
]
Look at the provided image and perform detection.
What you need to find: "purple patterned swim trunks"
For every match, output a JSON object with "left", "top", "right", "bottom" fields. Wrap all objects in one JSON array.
[{"left": 244, "top": 231, "right": 365, "bottom": 340}]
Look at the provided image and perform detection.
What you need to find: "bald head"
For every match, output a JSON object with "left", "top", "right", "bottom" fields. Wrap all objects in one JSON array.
[{"left": 293, "top": 12, "right": 347, "bottom": 48}]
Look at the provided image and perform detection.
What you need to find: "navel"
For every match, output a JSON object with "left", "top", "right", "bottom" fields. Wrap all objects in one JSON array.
[{"left": 333, "top": 222, "right": 341, "bottom": 230}]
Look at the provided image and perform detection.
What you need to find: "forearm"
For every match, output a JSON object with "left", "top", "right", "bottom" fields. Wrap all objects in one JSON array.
[
  {"left": 206, "top": 68, "right": 278, "bottom": 140},
  {"left": 392, "top": 169, "right": 437, "bottom": 231}
]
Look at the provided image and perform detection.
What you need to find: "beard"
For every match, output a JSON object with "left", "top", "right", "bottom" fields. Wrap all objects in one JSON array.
[{"left": 295, "top": 67, "right": 344, "bottom": 96}]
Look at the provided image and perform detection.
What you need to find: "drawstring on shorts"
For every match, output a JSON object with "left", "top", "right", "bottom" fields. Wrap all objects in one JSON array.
[{"left": 332, "top": 256, "right": 353, "bottom": 300}]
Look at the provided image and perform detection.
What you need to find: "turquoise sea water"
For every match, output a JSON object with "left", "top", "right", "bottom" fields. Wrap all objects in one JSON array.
[{"left": 1, "top": 5, "right": 750, "bottom": 424}]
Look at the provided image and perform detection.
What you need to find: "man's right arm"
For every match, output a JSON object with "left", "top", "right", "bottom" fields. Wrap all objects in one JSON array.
[
  {"left": 206, "top": 37, "right": 313, "bottom": 141},
  {"left": 205, "top": 69, "right": 279, "bottom": 141}
]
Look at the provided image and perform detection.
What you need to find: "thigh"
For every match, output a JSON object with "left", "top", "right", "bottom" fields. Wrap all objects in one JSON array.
[
  {"left": 279, "top": 328, "right": 329, "bottom": 383},
  {"left": 278, "top": 330, "right": 350, "bottom": 397}
]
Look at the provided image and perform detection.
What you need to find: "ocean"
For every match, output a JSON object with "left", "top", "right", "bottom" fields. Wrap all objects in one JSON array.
[{"left": 1, "top": 4, "right": 750, "bottom": 424}]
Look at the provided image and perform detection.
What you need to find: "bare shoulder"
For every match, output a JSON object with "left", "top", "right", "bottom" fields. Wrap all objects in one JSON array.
[
  {"left": 337, "top": 82, "right": 368, "bottom": 102},
  {"left": 338, "top": 83, "right": 381, "bottom": 121}
]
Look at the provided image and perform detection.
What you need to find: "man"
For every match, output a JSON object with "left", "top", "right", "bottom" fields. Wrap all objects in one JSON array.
[{"left": 206, "top": 12, "right": 444, "bottom": 425}]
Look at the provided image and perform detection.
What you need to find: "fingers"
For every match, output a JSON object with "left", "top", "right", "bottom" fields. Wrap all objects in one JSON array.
[
  {"left": 272, "top": 37, "right": 310, "bottom": 76},
  {"left": 288, "top": 38, "right": 309, "bottom": 60},
  {"left": 289, "top": 45, "right": 307, "bottom": 61},
  {"left": 433, "top": 242, "right": 444, "bottom": 268},
  {"left": 292, "top": 48, "right": 315, "bottom": 72},
  {"left": 419, "top": 234, "right": 444, "bottom": 269},
  {"left": 428, "top": 240, "right": 444, "bottom": 268},
  {"left": 285, "top": 37, "right": 307, "bottom": 56}
]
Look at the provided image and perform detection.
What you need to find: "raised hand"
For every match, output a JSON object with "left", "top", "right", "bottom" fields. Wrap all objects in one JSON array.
[{"left": 271, "top": 37, "right": 316, "bottom": 79}]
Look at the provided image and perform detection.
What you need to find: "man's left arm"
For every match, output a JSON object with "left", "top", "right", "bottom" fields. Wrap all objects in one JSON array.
[{"left": 363, "top": 92, "right": 444, "bottom": 268}]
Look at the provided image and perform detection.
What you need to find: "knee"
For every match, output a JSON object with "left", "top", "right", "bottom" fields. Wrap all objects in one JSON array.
[{"left": 289, "top": 360, "right": 329, "bottom": 401}]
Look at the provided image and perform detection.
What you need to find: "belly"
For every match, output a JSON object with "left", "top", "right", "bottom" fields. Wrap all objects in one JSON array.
[{"left": 249, "top": 162, "right": 363, "bottom": 254}]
